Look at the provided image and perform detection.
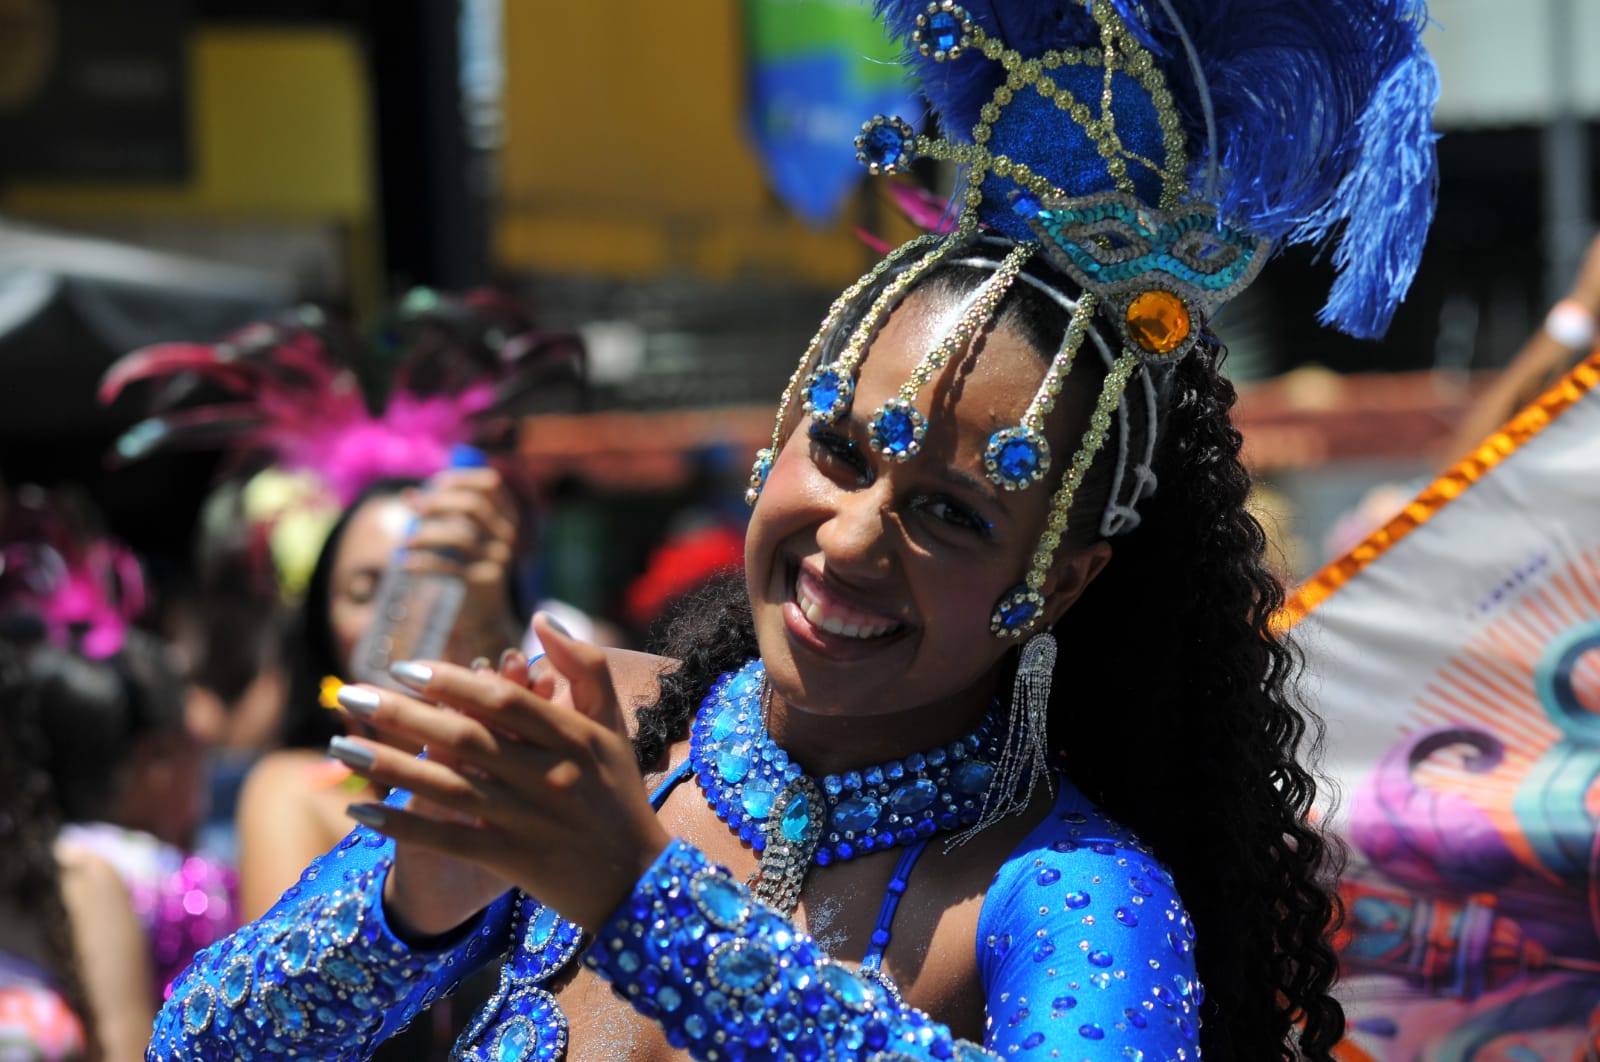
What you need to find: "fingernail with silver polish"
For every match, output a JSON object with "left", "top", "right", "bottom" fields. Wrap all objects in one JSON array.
[
  {"left": 347, "top": 802, "right": 387, "bottom": 829},
  {"left": 328, "top": 735, "right": 376, "bottom": 772},
  {"left": 469, "top": 656, "right": 492, "bottom": 672},
  {"left": 336, "top": 685, "right": 381, "bottom": 719},
  {"left": 390, "top": 661, "right": 433, "bottom": 689},
  {"left": 538, "top": 612, "right": 572, "bottom": 638},
  {"left": 498, "top": 647, "right": 520, "bottom": 670}
]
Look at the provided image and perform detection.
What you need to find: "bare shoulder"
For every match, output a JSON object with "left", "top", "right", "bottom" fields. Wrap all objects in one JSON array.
[
  {"left": 607, "top": 648, "right": 678, "bottom": 714},
  {"left": 238, "top": 747, "right": 330, "bottom": 808}
]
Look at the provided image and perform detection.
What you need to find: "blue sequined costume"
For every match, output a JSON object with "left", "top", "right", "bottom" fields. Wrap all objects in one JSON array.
[{"left": 149, "top": 764, "right": 1201, "bottom": 1061}]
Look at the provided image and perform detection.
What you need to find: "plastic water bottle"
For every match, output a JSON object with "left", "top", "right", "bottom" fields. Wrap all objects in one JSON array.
[{"left": 347, "top": 444, "right": 488, "bottom": 688}]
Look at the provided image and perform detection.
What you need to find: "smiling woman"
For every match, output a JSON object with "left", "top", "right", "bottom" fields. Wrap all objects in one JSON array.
[{"left": 148, "top": 1, "right": 1439, "bottom": 1060}]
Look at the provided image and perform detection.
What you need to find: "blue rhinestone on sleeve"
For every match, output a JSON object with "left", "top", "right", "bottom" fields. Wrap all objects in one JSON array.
[
  {"left": 975, "top": 790, "right": 1204, "bottom": 1060},
  {"left": 585, "top": 838, "right": 1000, "bottom": 1062},
  {"left": 148, "top": 825, "right": 514, "bottom": 1061},
  {"left": 453, "top": 895, "right": 586, "bottom": 1061}
]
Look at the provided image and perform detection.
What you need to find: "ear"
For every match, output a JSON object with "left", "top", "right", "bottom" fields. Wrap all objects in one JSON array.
[{"left": 1039, "top": 540, "right": 1112, "bottom": 629}]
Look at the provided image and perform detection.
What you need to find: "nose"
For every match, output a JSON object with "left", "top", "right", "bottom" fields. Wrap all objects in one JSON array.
[{"left": 814, "top": 481, "right": 896, "bottom": 578}]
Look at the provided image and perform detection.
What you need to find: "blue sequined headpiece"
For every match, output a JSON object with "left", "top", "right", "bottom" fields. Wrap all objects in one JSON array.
[{"left": 748, "top": 0, "right": 1438, "bottom": 639}]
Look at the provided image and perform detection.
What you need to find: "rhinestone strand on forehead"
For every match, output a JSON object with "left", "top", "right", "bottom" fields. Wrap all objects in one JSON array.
[
  {"left": 865, "top": 241, "right": 1035, "bottom": 462},
  {"left": 689, "top": 660, "right": 1008, "bottom": 914}
]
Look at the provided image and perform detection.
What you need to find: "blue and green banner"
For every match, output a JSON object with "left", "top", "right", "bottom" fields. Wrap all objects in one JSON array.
[{"left": 744, "top": 0, "right": 917, "bottom": 226}]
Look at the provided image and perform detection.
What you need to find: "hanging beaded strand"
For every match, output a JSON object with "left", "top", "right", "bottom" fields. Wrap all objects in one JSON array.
[
  {"left": 989, "top": 346, "right": 1140, "bottom": 637},
  {"left": 746, "top": 234, "right": 943, "bottom": 505},
  {"left": 867, "top": 242, "right": 1035, "bottom": 461},
  {"left": 983, "top": 292, "right": 1099, "bottom": 491}
]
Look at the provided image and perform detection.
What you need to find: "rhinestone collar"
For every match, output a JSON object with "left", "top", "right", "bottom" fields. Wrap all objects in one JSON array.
[{"left": 688, "top": 659, "right": 1005, "bottom": 913}]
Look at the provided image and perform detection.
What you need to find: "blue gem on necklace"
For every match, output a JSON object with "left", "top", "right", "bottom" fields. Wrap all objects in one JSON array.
[{"left": 690, "top": 660, "right": 1008, "bottom": 900}]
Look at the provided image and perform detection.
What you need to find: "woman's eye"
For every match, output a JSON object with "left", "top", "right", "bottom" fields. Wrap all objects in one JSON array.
[
  {"left": 808, "top": 425, "right": 870, "bottom": 480},
  {"left": 917, "top": 496, "right": 993, "bottom": 538}
]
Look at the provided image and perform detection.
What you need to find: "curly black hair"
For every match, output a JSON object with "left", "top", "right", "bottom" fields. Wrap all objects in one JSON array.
[{"left": 633, "top": 252, "right": 1344, "bottom": 1059}]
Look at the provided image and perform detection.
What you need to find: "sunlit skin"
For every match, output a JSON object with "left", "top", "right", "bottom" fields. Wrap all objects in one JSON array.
[
  {"left": 747, "top": 287, "right": 1110, "bottom": 775},
  {"left": 330, "top": 283, "right": 1117, "bottom": 1057}
]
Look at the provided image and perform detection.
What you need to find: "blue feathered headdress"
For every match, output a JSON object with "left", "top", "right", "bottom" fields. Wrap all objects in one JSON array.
[{"left": 871, "top": 0, "right": 1440, "bottom": 338}]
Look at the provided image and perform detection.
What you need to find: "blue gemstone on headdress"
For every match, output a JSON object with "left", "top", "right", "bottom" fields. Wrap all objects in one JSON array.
[
  {"left": 1012, "top": 192, "right": 1042, "bottom": 219},
  {"left": 925, "top": 10, "right": 962, "bottom": 52},
  {"left": 780, "top": 791, "right": 812, "bottom": 842},
  {"left": 831, "top": 795, "right": 881, "bottom": 834},
  {"left": 985, "top": 427, "right": 1050, "bottom": 490},
  {"left": 869, "top": 400, "right": 925, "bottom": 460},
  {"left": 863, "top": 124, "right": 906, "bottom": 166},
  {"left": 804, "top": 367, "right": 852, "bottom": 422},
  {"left": 855, "top": 116, "right": 917, "bottom": 175},
  {"left": 997, "top": 440, "right": 1036, "bottom": 479}
]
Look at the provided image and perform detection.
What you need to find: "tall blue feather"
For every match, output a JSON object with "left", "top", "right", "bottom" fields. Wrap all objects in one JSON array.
[{"left": 872, "top": 0, "right": 1440, "bottom": 339}]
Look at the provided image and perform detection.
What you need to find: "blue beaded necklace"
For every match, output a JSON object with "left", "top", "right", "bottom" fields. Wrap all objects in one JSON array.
[{"left": 688, "top": 659, "right": 1006, "bottom": 913}]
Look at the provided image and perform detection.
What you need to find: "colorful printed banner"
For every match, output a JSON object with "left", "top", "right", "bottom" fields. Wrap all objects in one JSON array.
[
  {"left": 1289, "top": 351, "right": 1600, "bottom": 1059},
  {"left": 743, "top": 0, "right": 917, "bottom": 226}
]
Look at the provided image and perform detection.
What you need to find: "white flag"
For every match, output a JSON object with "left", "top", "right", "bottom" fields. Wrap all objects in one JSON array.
[{"left": 1290, "top": 353, "right": 1600, "bottom": 1060}]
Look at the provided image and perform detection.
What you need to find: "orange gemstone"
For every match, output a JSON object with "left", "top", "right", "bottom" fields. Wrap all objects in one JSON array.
[{"left": 1125, "top": 290, "right": 1191, "bottom": 354}]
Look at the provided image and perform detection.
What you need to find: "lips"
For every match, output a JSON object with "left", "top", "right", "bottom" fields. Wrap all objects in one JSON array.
[{"left": 791, "top": 567, "right": 904, "bottom": 640}]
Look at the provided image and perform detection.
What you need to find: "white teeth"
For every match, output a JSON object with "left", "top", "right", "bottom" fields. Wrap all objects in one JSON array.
[{"left": 794, "top": 578, "right": 897, "bottom": 640}]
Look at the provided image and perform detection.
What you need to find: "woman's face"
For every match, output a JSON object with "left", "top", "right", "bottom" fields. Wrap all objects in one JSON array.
[
  {"left": 746, "top": 284, "right": 1107, "bottom": 723},
  {"left": 327, "top": 494, "right": 413, "bottom": 670}
]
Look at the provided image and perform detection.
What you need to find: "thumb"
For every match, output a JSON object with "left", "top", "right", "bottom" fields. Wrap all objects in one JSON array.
[{"left": 532, "top": 612, "right": 624, "bottom": 735}]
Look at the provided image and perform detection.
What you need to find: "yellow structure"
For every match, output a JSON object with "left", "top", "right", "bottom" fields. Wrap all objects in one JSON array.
[
  {"left": 497, "top": 0, "right": 918, "bottom": 287},
  {"left": 1, "top": 27, "right": 381, "bottom": 310}
]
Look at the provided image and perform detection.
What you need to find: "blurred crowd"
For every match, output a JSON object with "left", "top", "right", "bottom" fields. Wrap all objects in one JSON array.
[{"left": 0, "top": 289, "right": 748, "bottom": 1061}]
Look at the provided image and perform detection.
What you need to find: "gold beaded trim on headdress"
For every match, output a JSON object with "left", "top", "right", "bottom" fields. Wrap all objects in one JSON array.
[{"left": 749, "top": 0, "right": 1264, "bottom": 639}]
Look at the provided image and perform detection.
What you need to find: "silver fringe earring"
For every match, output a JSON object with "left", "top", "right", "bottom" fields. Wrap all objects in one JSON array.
[{"left": 950, "top": 630, "right": 1057, "bottom": 848}]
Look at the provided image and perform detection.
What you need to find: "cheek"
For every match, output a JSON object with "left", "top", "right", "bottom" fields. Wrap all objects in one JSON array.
[{"left": 745, "top": 438, "right": 823, "bottom": 562}]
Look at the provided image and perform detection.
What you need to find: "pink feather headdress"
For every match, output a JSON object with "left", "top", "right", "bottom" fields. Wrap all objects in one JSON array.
[
  {"left": 101, "top": 289, "right": 585, "bottom": 507},
  {"left": 0, "top": 488, "right": 147, "bottom": 659}
]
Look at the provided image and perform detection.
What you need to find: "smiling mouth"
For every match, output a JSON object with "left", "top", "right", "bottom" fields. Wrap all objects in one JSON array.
[{"left": 790, "top": 566, "right": 906, "bottom": 641}]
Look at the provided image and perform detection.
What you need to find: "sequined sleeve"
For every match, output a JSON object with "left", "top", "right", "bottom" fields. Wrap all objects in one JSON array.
[
  {"left": 585, "top": 838, "right": 999, "bottom": 1061},
  {"left": 148, "top": 825, "right": 516, "bottom": 1061},
  {"left": 976, "top": 797, "right": 1203, "bottom": 1059}
]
